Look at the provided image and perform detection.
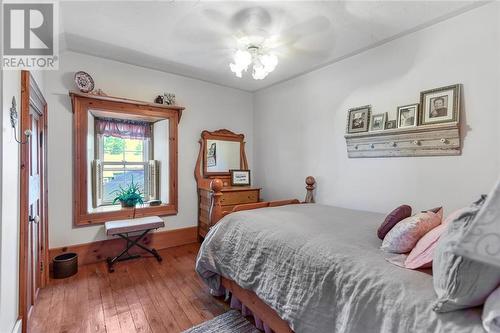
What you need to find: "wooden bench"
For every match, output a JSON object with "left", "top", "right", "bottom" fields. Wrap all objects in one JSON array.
[{"left": 104, "top": 216, "right": 164, "bottom": 272}]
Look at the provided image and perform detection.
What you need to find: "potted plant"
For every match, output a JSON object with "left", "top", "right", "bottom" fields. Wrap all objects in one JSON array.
[{"left": 112, "top": 179, "right": 144, "bottom": 208}]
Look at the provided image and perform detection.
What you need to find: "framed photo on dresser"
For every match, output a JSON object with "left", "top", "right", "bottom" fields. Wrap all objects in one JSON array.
[
  {"left": 230, "top": 170, "right": 251, "bottom": 186},
  {"left": 419, "top": 84, "right": 460, "bottom": 125}
]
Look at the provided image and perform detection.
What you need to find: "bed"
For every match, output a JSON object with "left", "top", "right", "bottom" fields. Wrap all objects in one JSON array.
[{"left": 196, "top": 201, "right": 485, "bottom": 332}]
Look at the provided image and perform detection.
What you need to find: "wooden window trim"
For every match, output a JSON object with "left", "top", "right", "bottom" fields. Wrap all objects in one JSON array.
[{"left": 70, "top": 91, "right": 184, "bottom": 226}]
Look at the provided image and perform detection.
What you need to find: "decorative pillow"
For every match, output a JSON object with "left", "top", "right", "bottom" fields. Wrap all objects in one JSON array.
[
  {"left": 377, "top": 205, "right": 412, "bottom": 240},
  {"left": 381, "top": 209, "right": 442, "bottom": 254},
  {"left": 433, "top": 196, "right": 500, "bottom": 312},
  {"left": 423, "top": 206, "right": 443, "bottom": 214},
  {"left": 405, "top": 224, "right": 446, "bottom": 269},
  {"left": 405, "top": 208, "right": 465, "bottom": 269}
]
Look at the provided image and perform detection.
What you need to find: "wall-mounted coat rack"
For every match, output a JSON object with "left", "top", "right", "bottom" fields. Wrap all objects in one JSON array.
[{"left": 344, "top": 122, "right": 461, "bottom": 158}]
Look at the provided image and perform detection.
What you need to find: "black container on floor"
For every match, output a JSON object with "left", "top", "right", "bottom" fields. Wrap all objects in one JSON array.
[{"left": 53, "top": 252, "right": 78, "bottom": 279}]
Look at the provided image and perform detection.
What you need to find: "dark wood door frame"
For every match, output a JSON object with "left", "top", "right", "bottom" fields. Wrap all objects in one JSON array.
[{"left": 19, "top": 70, "right": 49, "bottom": 333}]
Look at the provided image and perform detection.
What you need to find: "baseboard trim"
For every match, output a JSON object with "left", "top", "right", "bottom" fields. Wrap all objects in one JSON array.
[{"left": 49, "top": 226, "right": 197, "bottom": 267}]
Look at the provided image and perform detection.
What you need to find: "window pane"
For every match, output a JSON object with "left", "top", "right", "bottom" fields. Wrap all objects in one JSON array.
[
  {"left": 124, "top": 138, "right": 143, "bottom": 153},
  {"left": 124, "top": 151, "right": 145, "bottom": 162},
  {"left": 102, "top": 167, "right": 145, "bottom": 203},
  {"left": 103, "top": 136, "right": 125, "bottom": 162}
]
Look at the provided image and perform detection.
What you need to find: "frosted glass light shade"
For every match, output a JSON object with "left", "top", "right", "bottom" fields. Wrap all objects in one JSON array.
[
  {"left": 230, "top": 47, "right": 278, "bottom": 80},
  {"left": 229, "top": 50, "right": 252, "bottom": 78}
]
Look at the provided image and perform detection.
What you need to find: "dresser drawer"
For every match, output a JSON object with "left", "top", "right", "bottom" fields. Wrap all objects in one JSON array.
[{"left": 221, "top": 190, "right": 259, "bottom": 206}]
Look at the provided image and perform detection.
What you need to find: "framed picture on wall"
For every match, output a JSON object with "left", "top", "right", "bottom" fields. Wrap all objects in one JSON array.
[
  {"left": 397, "top": 103, "right": 419, "bottom": 128},
  {"left": 419, "top": 84, "right": 460, "bottom": 125},
  {"left": 230, "top": 170, "right": 251, "bottom": 186},
  {"left": 346, "top": 105, "right": 371, "bottom": 133},
  {"left": 369, "top": 113, "right": 387, "bottom": 131},
  {"left": 385, "top": 120, "right": 397, "bottom": 129}
]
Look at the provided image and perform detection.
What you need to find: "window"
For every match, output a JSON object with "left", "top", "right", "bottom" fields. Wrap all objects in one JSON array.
[
  {"left": 71, "top": 92, "right": 182, "bottom": 226},
  {"left": 91, "top": 118, "right": 160, "bottom": 208},
  {"left": 101, "top": 136, "right": 150, "bottom": 204}
]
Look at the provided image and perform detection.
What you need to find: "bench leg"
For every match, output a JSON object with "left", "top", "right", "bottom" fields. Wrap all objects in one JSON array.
[{"left": 107, "top": 229, "right": 163, "bottom": 272}]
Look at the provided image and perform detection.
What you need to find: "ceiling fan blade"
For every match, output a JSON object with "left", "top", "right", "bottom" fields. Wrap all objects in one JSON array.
[{"left": 278, "top": 16, "right": 331, "bottom": 45}]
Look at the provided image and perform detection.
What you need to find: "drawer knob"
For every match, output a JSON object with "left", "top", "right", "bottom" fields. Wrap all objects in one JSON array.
[
  {"left": 440, "top": 138, "right": 448, "bottom": 144},
  {"left": 413, "top": 140, "right": 420, "bottom": 146},
  {"left": 390, "top": 141, "right": 397, "bottom": 147},
  {"left": 354, "top": 145, "right": 359, "bottom": 150},
  {"left": 370, "top": 144, "right": 375, "bottom": 149}
]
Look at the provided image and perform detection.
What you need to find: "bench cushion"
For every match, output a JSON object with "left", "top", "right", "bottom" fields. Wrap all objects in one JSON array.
[{"left": 105, "top": 216, "right": 164, "bottom": 236}]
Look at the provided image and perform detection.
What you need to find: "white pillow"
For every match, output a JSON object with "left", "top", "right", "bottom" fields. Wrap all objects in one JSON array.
[{"left": 381, "top": 209, "right": 442, "bottom": 254}]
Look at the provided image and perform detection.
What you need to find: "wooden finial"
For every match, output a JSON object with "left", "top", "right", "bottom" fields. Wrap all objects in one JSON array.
[
  {"left": 211, "top": 178, "right": 224, "bottom": 193},
  {"left": 304, "top": 176, "right": 315, "bottom": 203}
]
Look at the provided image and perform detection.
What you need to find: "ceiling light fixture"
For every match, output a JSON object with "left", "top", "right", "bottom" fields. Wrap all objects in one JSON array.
[{"left": 230, "top": 44, "right": 278, "bottom": 80}]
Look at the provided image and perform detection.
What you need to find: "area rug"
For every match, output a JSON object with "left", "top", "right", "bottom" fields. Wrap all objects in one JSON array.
[{"left": 182, "top": 310, "right": 260, "bottom": 333}]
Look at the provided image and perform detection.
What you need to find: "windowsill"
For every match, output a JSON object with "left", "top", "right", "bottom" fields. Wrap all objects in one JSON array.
[
  {"left": 76, "top": 202, "right": 177, "bottom": 226},
  {"left": 88, "top": 202, "right": 168, "bottom": 214}
]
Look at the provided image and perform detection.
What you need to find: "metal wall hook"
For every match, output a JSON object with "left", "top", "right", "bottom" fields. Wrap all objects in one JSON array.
[{"left": 9, "top": 96, "right": 31, "bottom": 145}]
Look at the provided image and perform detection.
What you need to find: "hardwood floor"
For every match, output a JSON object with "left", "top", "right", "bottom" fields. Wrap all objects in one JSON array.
[{"left": 28, "top": 243, "right": 227, "bottom": 333}]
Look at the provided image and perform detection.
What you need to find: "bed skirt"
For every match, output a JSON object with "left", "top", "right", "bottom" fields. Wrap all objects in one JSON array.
[{"left": 228, "top": 291, "right": 274, "bottom": 333}]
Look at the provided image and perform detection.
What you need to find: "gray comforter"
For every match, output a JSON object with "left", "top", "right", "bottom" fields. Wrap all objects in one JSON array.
[{"left": 196, "top": 204, "right": 484, "bottom": 333}]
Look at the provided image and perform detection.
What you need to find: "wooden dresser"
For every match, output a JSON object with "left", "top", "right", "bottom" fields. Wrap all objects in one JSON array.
[
  {"left": 194, "top": 129, "right": 260, "bottom": 241},
  {"left": 198, "top": 186, "right": 261, "bottom": 238}
]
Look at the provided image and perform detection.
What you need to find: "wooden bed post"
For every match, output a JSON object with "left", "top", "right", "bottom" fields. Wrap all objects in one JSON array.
[
  {"left": 210, "top": 178, "right": 225, "bottom": 225},
  {"left": 304, "top": 176, "right": 316, "bottom": 203}
]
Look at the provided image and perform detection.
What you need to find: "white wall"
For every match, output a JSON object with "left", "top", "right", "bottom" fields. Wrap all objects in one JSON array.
[
  {"left": 1, "top": 70, "right": 44, "bottom": 333},
  {"left": 253, "top": 3, "right": 500, "bottom": 215},
  {"left": 44, "top": 51, "right": 253, "bottom": 248}
]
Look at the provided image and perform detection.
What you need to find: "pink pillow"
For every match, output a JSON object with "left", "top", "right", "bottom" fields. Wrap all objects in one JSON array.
[
  {"left": 404, "top": 208, "right": 465, "bottom": 269},
  {"left": 381, "top": 208, "right": 443, "bottom": 254},
  {"left": 405, "top": 224, "right": 446, "bottom": 269}
]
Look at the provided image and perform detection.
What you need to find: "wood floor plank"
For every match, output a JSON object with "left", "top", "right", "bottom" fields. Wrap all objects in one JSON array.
[
  {"left": 28, "top": 243, "right": 229, "bottom": 333},
  {"left": 29, "top": 279, "right": 53, "bottom": 333},
  {"left": 142, "top": 258, "right": 197, "bottom": 330},
  {"left": 127, "top": 260, "right": 178, "bottom": 333},
  {"left": 86, "top": 265, "right": 107, "bottom": 333},
  {"left": 108, "top": 265, "right": 137, "bottom": 332},
  {"left": 40, "top": 276, "right": 66, "bottom": 332},
  {"left": 165, "top": 247, "right": 227, "bottom": 318},
  {"left": 115, "top": 265, "right": 152, "bottom": 333},
  {"left": 160, "top": 250, "right": 222, "bottom": 320},
  {"left": 59, "top": 271, "right": 83, "bottom": 333},
  {"left": 96, "top": 262, "right": 123, "bottom": 333}
]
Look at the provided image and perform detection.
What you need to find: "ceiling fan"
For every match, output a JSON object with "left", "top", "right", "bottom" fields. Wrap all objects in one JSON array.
[{"left": 175, "top": 4, "right": 334, "bottom": 80}]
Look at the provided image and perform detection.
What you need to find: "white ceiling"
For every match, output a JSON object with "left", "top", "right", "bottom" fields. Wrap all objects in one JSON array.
[{"left": 60, "top": 1, "right": 483, "bottom": 92}]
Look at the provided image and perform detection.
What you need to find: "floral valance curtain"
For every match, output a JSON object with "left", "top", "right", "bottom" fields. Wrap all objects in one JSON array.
[{"left": 95, "top": 117, "right": 151, "bottom": 140}]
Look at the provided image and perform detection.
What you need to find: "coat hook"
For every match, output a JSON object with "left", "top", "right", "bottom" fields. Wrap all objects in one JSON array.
[{"left": 9, "top": 96, "right": 31, "bottom": 144}]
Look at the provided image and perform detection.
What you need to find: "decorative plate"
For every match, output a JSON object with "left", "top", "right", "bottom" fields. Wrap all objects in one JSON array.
[{"left": 74, "top": 71, "right": 94, "bottom": 93}]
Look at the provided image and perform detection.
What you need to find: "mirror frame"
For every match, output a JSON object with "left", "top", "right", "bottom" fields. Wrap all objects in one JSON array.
[
  {"left": 195, "top": 129, "right": 248, "bottom": 188},
  {"left": 70, "top": 91, "right": 184, "bottom": 226}
]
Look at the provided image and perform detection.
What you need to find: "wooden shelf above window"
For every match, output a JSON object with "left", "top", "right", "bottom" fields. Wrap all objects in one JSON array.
[
  {"left": 69, "top": 91, "right": 185, "bottom": 121},
  {"left": 344, "top": 122, "right": 461, "bottom": 158}
]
